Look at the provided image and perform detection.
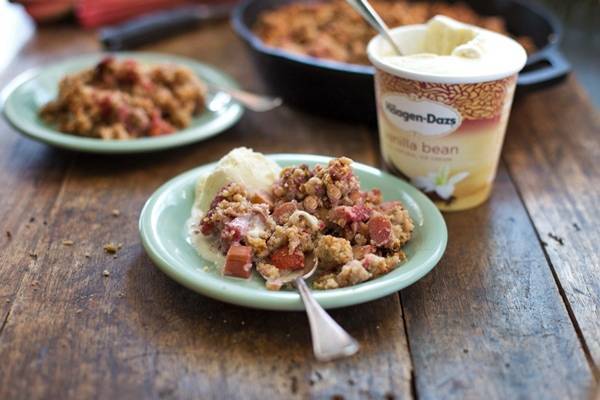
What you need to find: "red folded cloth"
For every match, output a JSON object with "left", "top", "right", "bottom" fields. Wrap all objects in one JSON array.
[
  {"left": 76, "top": 0, "right": 196, "bottom": 28},
  {"left": 13, "top": 0, "right": 74, "bottom": 22},
  {"left": 16, "top": 0, "right": 226, "bottom": 27}
]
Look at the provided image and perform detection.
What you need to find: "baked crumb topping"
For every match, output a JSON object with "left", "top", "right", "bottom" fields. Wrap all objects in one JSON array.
[{"left": 103, "top": 242, "right": 123, "bottom": 254}]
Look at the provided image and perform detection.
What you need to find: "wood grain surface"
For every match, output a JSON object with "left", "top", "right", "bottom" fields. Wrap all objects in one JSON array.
[
  {"left": 504, "top": 80, "right": 600, "bottom": 369},
  {"left": 402, "top": 166, "right": 593, "bottom": 399},
  {"left": 0, "top": 16, "right": 598, "bottom": 400}
]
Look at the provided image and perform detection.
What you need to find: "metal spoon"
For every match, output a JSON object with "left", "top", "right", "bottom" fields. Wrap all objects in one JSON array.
[
  {"left": 345, "top": 0, "right": 403, "bottom": 55},
  {"left": 206, "top": 84, "right": 282, "bottom": 112},
  {"left": 257, "top": 256, "right": 360, "bottom": 361},
  {"left": 294, "top": 258, "right": 360, "bottom": 362}
]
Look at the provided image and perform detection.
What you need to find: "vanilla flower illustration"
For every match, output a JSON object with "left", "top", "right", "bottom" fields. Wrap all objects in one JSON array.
[{"left": 412, "top": 166, "right": 469, "bottom": 200}]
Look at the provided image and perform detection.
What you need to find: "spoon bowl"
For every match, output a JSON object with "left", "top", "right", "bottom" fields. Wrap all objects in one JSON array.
[{"left": 294, "top": 257, "right": 360, "bottom": 362}]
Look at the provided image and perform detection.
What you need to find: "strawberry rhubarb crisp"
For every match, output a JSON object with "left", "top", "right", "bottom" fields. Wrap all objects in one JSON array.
[
  {"left": 254, "top": 0, "right": 536, "bottom": 65},
  {"left": 40, "top": 57, "right": 206, "bottom": 139},
  {"left": 189, "top": 148, "right": 414, "bottom": 290}
]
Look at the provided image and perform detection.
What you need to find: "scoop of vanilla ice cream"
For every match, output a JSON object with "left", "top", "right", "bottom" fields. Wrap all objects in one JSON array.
[
  {"left": 189, "top": 147, "right": 281, "bottom": 265},
  {"left": 193, "top": 147, "right": 281, "bottom": 213},
  {"left": 422, "top": 15, "right": 481, "bottom": 57}
]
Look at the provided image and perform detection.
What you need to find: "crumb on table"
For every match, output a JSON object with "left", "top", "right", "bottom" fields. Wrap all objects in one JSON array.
[{"left": 103, "top": 242, "right": 123, "bottom": 254}]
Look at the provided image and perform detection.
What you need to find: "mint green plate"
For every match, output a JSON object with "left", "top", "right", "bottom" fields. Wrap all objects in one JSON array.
[
  {"left": 139, "top": 155, "right": 447, "bottom": 310},
  {"left": 1, "top": 52, "right": 243, "bottom": 153}
]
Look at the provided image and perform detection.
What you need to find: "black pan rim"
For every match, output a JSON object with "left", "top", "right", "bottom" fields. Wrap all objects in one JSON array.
[{"left": 231, "top": 0, "right": 563, "bottom": 75}]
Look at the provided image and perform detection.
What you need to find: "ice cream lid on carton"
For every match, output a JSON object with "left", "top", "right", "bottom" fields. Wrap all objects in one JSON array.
[{"left": 368, "top": 15, "right": 527, "bottom": 84}]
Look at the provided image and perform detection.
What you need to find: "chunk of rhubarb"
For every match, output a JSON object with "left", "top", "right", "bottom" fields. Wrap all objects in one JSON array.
[
  {"left": 272, "top": 201, "right": 297, "bottom": 224},
  {"left": 368, "top": 215, "right": 392, "bottom": 246},
  {"left": 270, "top": 247, "right": 305, "bottom": 270},
  {"left": 224, "top": 244, "right": 253, "bottom": 278},
  {"left": 331, "top": 205, "right": 372, "bottom": 226}
]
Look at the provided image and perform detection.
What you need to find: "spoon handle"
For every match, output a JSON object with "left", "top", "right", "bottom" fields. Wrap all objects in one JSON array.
[
  {"left": 346, "top": 0, "right": 403, "bottom": 55},
  {"left": 295, "top": 277, "right": 360, "bottom": 361}
]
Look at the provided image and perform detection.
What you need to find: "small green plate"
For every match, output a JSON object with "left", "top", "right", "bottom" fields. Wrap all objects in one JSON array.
[
  {"left": 139, "top": 155, "right": 447, "bottom": 310},
  {"left": 1, "top": 52, "right": 243, "bottom": 153}
]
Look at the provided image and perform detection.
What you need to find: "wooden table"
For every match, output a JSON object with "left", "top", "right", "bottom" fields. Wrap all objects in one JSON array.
[{"left": 1, "top": 16, "right": 598, "bottom": 400}]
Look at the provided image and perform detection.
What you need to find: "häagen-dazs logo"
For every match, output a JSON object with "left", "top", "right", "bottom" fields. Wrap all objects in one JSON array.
[{"left": 382, "top": 94, "right": 462, "bottom": 136}]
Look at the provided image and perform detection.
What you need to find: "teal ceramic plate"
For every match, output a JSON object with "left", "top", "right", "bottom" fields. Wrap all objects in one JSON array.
[
  {"left": 139, "top": 155, "right": 447, "bottom": 310},
  {"left": 1, "top": 52, "right": 243, "bottom": 153}
]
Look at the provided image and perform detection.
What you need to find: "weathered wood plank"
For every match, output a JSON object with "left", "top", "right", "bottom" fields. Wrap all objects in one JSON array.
[
  {"left": 503, "top": 78, "right": 600, "bottom": 369},
  {"left": 0, "top": 23, "right": 99, "bottom": 343},
  {"left": 401, "top": 165, "right": 594, "bottom": 399}
]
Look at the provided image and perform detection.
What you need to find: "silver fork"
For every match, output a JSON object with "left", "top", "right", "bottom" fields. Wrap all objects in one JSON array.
[
  {"left": 294, "top": 260, "right": 360, "bottom": 362},
  {"left": 206, "top": 84, "right": 282, "bottom": 112}
]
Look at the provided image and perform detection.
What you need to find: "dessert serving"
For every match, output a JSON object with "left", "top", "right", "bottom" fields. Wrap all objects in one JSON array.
[
  {"left": 40, "top": 57, "right": 207, "bottom": 140},
  {"left": 254, "top": 0, "right": 536, "bottom": 66},
  {"left": 189, "top": 148, "right": 414, "bottom": 291}
]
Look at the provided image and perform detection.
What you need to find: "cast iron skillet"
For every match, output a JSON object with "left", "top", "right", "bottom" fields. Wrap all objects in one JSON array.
[{"left": 232, "top": 0, "right": 570, "bottom": 122}]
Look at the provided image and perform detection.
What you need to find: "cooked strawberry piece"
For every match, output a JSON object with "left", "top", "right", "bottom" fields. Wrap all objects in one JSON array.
[
  {"left": 224, "top": 244, "right": 253, "bottom": 278},
  {"left": 332, "top": 205, "right": 372, "bottom": 226},
  {"left": 270, "top": 247, "right": 305, "bottom": 270},
  {"left": 200, "top": 221, "right": 214, "bottom": 235},
  {"left": 350, "top": 205, "right": 371, "bottom": 221},
  {"left": 272, "top": 201, "right": 297, "bottom": 224},
  {"left": 368, "top": 215, "right": 392, "bottom": 246}
]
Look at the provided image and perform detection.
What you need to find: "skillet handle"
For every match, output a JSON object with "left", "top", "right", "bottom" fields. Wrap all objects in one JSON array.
[{"left": 518, "top": 48, "right": 570, "bottom": 86}]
